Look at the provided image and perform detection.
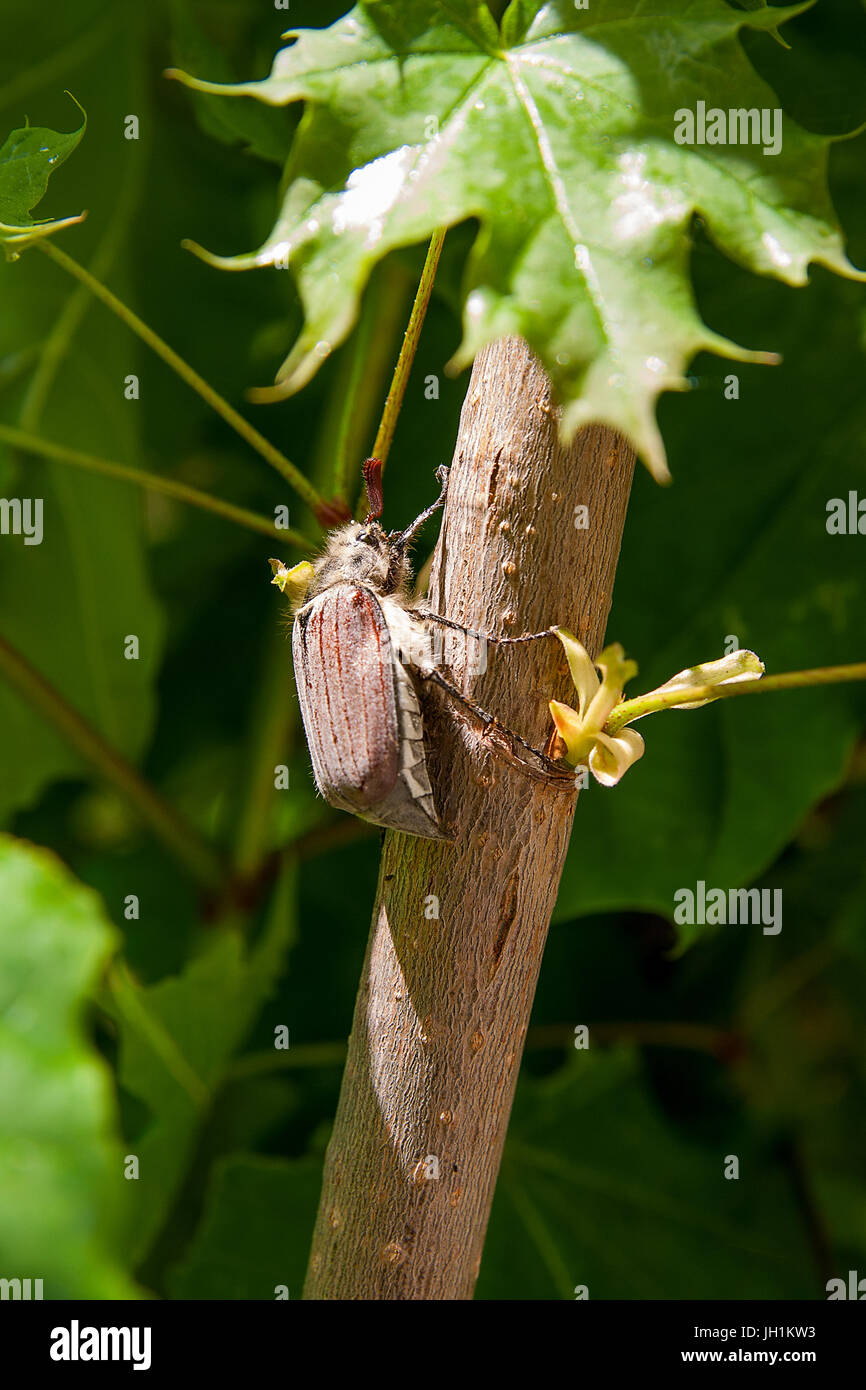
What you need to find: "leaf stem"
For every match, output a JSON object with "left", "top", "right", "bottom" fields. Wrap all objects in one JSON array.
[
  {"left": 0, "top": 424, "right": 311, "bottom": 549},
  {"left": 226, "top": 1041, "right": 349, "bottom": 1081},
  {"left": 20, "top": 45, "right": 147, "bottom": 431},
  {"left": 224, "top": 1018, "right": 742, "bottom": 1082},
  {"left": 607, "top": 662, "right": 866, "bottom": 734},
  {"left": 34, "top": 240, "right": 325, "bottom": 516},
  {"left": 230, "top": 629, "right": 297, "bottom": 877},
  {"left": 355, "top": 228, "right": 446, "bottom": 514},
  {"left": 292, "top": 815, "right": 377, "bottom": 860},
  {"left": 525, "top": 1021, "right": 743, "bottom": 1061},
  {"left": 108, "top": 962, "right": 211, "bottom": 1109},
  {"left": 0, "top": 632, "right": 227, "bottom": 895}
]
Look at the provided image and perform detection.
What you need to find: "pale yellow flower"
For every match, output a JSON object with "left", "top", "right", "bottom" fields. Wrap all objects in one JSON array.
[
  {"left": 550, "top": 631, "right": 764, "bottom": 786},
  {"left": 269, "top": 558, "right": 314, "bottom": 607},
  {"left": 549, "top": 632, "right": 645, "bottom": 786}
]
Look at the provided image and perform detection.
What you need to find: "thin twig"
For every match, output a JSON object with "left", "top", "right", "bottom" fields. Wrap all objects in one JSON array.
[
  {"left": 526, "top": 1021, "right": 744, "bottom": 1061},
  {"left": 292, "top": 815, "right": 378, "bottom": 860},
  {"left": 223, "top": 1019, "right": 743, "bottom": 1084},
  {"left": 108, "top": 962, "right": 211, "bottom": 1109},
  {"left": 780, "top": 1136, "right": 835, "bottom": 1288},
  {"left": 0, "top": 424, "right": 312, "bottom": 548},
  {"left": 226, "top": 1042, "right": 349, "bottom": 1081},
  {"left": 20, "top": 58, "right": 147, "bottom": 431},
  {"left": 0, "top": 632, "right": 227, "bottom": 895},
  {"left": 34, "top": 241, "right": 325, "bottom": 516},
  {"left": 607, "top": 662, "right": 866, "bottom": 734},
  {"left": 230, "top": 629, "right": 297, "bottom": 877},
  {"left": 354, "top": 227, "right": 446, "bottom": 515}
]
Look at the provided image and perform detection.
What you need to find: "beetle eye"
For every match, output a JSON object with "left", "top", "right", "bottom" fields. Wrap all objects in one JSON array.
[{"left": 357, "top": 530, "right": 377, "bottom": 546}]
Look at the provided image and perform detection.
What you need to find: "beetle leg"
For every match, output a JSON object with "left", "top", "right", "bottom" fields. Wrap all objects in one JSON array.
[
  {"left": 418, "top": 612, "right": 558, "bottom": 646},
  {"left": 418, "top": 668, "right": 571, "bottom": 780},
  {"left": 414, "top": 611, "right": 561, "bottom": 647}
]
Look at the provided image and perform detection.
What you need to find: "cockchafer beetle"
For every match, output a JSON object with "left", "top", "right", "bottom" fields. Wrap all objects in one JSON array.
[{"left": 270, "top": 460, "right": 570, "bottom": 838}]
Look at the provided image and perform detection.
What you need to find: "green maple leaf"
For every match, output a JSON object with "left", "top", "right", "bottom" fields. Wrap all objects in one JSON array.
[
  {"left": 0, "top": 103, "right": 86, "bottom": 257},
  {"left": 481, "top": 1049, "right": 816, "bottom": 1298},
  {"left": 172, "top": 0, "right": 864, "bottom": 480}
]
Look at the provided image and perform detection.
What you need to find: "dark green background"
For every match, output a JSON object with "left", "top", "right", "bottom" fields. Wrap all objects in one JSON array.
[{"left": 0, "top": 0, "right": 865, "bottom": 1299}]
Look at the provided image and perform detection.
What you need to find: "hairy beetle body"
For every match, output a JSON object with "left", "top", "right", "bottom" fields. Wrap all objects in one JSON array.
[
  {"left": 274, "top": 462, "right": 565, "bottom": 840},
  {"left": 269, "top": 463, "right": 453, "bottom": 839},
  {"left": 293, "top": 582, "right": 444, "bottom": 838}
]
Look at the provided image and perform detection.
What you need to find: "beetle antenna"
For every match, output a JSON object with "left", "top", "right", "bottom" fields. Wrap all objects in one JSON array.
[
  {"left": 362, "top": 457, "right": 384, "bottom": 523},
  {"left": 392, "top": 466, "right": 449, "bottom": 549}
]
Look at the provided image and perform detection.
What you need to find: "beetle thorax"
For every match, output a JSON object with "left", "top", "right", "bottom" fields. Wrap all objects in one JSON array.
[{"left": 309, "top": 520, "right": 410, "bottom": 599}]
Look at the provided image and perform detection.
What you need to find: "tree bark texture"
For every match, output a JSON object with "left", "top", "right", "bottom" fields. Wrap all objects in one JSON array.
[{"left": 304, "top": 337, "right": 635, "bottom": 1300}]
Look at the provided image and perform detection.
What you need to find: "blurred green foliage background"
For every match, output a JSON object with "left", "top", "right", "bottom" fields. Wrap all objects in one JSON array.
[{"left": 0, "top": 0, "right": 865, "bottom": 1299}]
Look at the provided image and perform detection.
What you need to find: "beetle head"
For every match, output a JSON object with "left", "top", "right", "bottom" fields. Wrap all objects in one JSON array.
[
  {"left": 309, "top": 519, "right": 410, "bottom": 598},
  {"left": 270, "top": 461, "right": 446, "bottom": 609}
]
